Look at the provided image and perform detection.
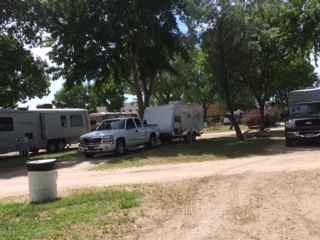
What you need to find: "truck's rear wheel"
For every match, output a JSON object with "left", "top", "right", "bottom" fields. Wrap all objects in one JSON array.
[
  {"left": 285, "top": 138, "right": 293, "bottom": 147},
  {"left": 114, "top": 139, "right": 125, "bottom": 156},
  {"left": 147, "top": 134, "right": 157, "bottom": 149},
  {"left": 46, "top": 140, "right": 56, "bottom": 152}
]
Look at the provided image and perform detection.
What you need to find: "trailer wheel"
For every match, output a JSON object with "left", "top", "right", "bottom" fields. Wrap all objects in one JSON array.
[
  {"left": 147, "top": 134, "right": 157, "bottom": 149},
  {"left": 31, "top": 149, "right": 39, "bottom": 154},
  {"left": 114, "top": 139, "right": 125, "bottom": 156},
  {"left": 83, "top": 153, "right": 95, "bottom": 158},
  {"left": 56, "top": 140, "right": 66, "bottom": 151},
  {"left": 46, "top": 140, "right": 56, "bottom": 152},
  {"left": 192, "top": 132, "right": 197, "bottom": 142}
]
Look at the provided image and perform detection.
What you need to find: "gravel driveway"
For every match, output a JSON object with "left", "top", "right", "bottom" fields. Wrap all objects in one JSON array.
[{"left": 1, "top": 131, "right": 320, "bottom": 239}]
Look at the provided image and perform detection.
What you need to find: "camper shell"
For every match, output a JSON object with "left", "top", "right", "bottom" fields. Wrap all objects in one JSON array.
[
  {"left": 143, "top": 101, "right": 204, "bottom": 143},
  {"left": 89, "top": 112, "right": 138, "bottom": 131},
  {"left": 0, "top": 108, "right": 90, "bottom": 154}
]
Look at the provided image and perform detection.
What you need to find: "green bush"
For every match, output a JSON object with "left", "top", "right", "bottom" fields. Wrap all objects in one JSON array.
[{"left": 243, "top": 108, "right": 280, "bottom": 127}]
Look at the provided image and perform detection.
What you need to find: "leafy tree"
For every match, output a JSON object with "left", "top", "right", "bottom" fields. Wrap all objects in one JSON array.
[
  {"left": 180, "top": 49, "right": 218, "bottom": 122},
  {"left": 199, "top": 0, "right": 253, "bottom": 140},
  {"left": 279, "top": 0, "right": 320, "bottom": 60},
  {"left": 53, "top": 78, "right": 126, "bottom": 113},
  {"left": 0, "top": 0, "right": 50, "bottom": 108},
  {"left": 53, "top": 84, "right": 92, "bottom": 110},
  {"left": 152, "top": 70, "right": 183, "bottom": 105},
  {"left": 45, "top": 0, "right": 188, "bottom": 118}
]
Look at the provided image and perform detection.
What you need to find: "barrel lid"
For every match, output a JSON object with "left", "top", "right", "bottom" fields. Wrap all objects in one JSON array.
[
  {"left": 26, "top": 159, "right": 56, "bottom": 171},
  {"left": 27, "top": 159, "right": 56, "bottom": 165}
]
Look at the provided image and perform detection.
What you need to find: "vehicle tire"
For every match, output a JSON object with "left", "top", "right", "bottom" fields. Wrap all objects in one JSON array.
[
  {"left": 285, "top": 138, "right": 293, "bottom": 147},
  {"left": 83, "top": 153, "right": 95, "bottom": 158},
  {"left": 147, "top": 134, "right": 157, "bottom": 149},
  {"left": 167, "top": 138, "right": 173, "bottom": 143},
  {"left": 160, "top": 138, "right": 166, "bottom": 144},
  {"left": 191, "top": 132, "right": 197, "bottom": 142},
  {"left": 114, "top": 139, "right": 126, "bottom": 156},
  {"left": 46, "top": 140, "right": 56, "bottom": 152},
  {"left": 31, "top": 149, "right": 39, "bottom": 154},
  {"left": 56, "top": 140, "right": 66, "bottom": 151},
  {"left": 185, "top": 132, "right": 192, "bottom": 142}
]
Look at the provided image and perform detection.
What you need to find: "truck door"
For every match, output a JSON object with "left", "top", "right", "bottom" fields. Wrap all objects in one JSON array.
[
  {"left": 125, "top": 118, "right": 140, "bottom": 146},
  {"left": 133, "top": 118, "right": 147, "bottom": 144}
]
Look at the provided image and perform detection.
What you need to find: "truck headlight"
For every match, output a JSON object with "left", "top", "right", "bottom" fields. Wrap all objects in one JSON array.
[
  {"left": 285, "top": 119, "right": 295, "bottom": 129},
  {"left": 101, "top": 135, "right": 114, "bottom": 143}
]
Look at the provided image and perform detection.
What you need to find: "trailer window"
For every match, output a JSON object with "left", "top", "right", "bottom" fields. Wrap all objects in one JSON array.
[
  {"left": 0, "top": 117, "right": 13, "bottom": 132},
  {"left": 61, "top": 115, "right": 67, "bottom": 127},
  {"left": 70, "top": 115, "right": 83, "bottom": 126}
]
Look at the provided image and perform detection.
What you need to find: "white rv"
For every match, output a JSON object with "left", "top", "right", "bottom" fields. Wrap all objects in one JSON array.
[
  {"left": 89, "top": 112, "right": 138, "bottom": 131},
  {"left": 0, "top": 108, "right": 90, "bottom": 154},
  {"left": 143, "top": 101, "right": 204, "bottom": 143}
]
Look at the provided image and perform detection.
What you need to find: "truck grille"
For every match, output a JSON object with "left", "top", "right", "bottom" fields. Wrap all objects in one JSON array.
[
  {"left": 84, "top": 138, "right": 102, "bottom": 144},
  {"left": 295, "top": 119, "right": 320, "bottom": 128}
]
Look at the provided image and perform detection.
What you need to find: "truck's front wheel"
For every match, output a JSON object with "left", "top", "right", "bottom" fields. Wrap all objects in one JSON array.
[
  {"left": 285, "top": 138, "right": 293, "bottom": 147},
  {"left": 83, "top": 153, "right": 95, "bottom": 158},
  {"left": 147, "top": 134, "right": 157, "bottom": 149},
  {"left": 114, "top": 139, "right": 125, "bottom": 156}
]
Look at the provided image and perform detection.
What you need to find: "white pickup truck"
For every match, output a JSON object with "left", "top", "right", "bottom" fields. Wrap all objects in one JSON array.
[{"left": 78, "top": 117, "right": 160, "bottom": 158}]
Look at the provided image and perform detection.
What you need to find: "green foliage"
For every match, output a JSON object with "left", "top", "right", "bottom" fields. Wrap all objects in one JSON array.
[
  {"left": 53, "top": 79, "right": 125, "bottom": 113},
  {"left": 45, "top": 0, "right": 188, "bottom": 117},
  {"left": 279, "top": 0, "right": 320, "bottom": 59},
  {"left": 0, "top": 0, "right": 50, "bottom": 107}
]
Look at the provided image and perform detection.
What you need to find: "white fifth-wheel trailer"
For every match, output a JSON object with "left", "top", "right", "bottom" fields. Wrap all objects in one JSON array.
[
  {"left": 143, "top": 101, "right": 204, "bottom": 143},
  {"left": 0, "top": 108, "right": 90, "bottom": 154}
]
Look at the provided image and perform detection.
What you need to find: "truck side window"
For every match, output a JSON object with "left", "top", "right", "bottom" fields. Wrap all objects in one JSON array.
[
  {"left": 61, "top": 115, "right": 67, "bottom": 127},
  {"left": 126, "top": 119, "right": 136, "bottom": 129},
  {"left": 134, "top": 118, "right": 142, "bottom": 128},
  {"left": 0, "top": 117, "right": 13, "bottom": 132},
  {"left": 70, "top": 115, "right": 83, "bottom": 127}
]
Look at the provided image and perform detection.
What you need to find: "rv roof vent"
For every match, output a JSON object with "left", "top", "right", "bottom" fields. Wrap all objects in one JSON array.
[{"left": 36, "top": 103, "right": 53, "bottom": 109}]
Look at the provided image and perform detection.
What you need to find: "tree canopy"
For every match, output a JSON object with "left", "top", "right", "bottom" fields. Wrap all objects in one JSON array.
[
  {"left": 45, "top": 0, "right": 188, "bottom": 117},
  {"left": 0, "top": 0, "right": 50, "bottom": 108}
]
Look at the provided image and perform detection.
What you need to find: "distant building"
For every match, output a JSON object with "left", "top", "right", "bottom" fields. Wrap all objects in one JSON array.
[
  {"left": 121, "top": 102, "right": 139, "bottom": 114},
  {"left": 96, "top": 102, "right": 138, "bottom": 115}
]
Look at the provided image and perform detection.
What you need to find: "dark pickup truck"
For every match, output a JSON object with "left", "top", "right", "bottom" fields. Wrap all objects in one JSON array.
[{"left": 285, "top": 101, "right": 320, "bottom": 146}]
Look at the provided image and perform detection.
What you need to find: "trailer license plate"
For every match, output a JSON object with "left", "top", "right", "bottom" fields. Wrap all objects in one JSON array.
[{"left": 305, "top": 133, "right": 314, "bottom": 138}]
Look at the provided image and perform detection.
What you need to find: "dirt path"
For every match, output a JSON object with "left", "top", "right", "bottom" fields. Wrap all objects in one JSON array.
[{"left": 1, "top": 131, "right": 320, "bottom": 239}]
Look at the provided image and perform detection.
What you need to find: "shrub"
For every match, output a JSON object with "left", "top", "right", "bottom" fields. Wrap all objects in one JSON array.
[{"left": 243, "top": 108, "right": 280, "bottom": 127}]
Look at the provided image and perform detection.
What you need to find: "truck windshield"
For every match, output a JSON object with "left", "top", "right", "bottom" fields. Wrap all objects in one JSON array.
[
  {"left": 290, "top": 102, "right": 320, "bottom": 115},
  {"left": 96, "top": 119, "right": 125, "bottom": 130}
]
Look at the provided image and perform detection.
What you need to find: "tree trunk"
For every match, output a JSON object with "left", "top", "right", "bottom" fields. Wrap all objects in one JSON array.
[{"left": 223, "top": 76, "right": 244, "bottom": 140}]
